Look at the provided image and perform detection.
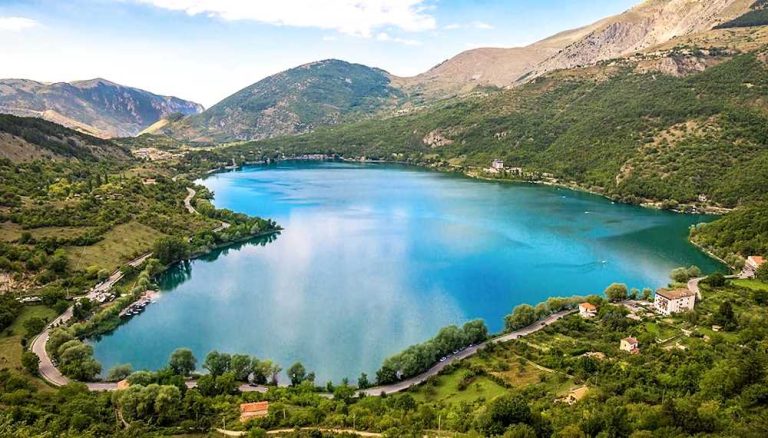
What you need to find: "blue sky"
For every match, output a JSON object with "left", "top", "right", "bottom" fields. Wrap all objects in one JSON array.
[{"left": 0, "top": 0, "right": 637, "bottom": 106}]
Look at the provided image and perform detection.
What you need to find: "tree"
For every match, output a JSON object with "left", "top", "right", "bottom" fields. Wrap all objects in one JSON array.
[
  {"left": 203, "top": 351, "right": 230, "bottom": 377},
  {"left": 687, "top": 265, "right": 702, "bottom": 279},
  {"left": 127, "top": 370, "right": 156, "bottom": 386},
  {"left": 604, "top": 283, "right": 628, "bottom": 302},
  {"left": 714, "top": 301, "right": 737, "bottom": 330},
  {"left": 196, "top": 372, "right": 238, "bottom": 396},
  {"left": 462, "top": 319, "right": 489, "bottom": 344},
  {"left": 756, "top": 263, "right": 768, "bottom": 282},
  {"left": 21, "top": 351, "right": 39, "bottom": 375},
  {"left": 358, "top": 372, "right": 370, "bottom": 389},
  {"left": 505, "top": 304, "right": 537, "bottom": 331},
  {"left": 670, "top": 267, "right": 691, "bottom": 283},
  {"left": 642, "top": 288, "right": 653, "bottom": 301},
  {"left": 704, "top": 273, "right": 727, "bottom": 287},
  {"left": 58, "top": 341, "right": 101, "bottom": 381},
  {"left": 287, "top": 362, "right": 307, "bottom": 386},
  {"left": 230, "top": 354, "right": 252, "bottom": 381},
  {"left": 48, "top": 249, "right": 69, "bottom": 274},
  {"left": 477, "top": 394, "right": 532, "bottom": 436},
  {"left": 503, "top": 424, "right": 538, "bottom": 438},
  {"left": 152, "top": 236, "right": 190, "bottom": 265},
  {"left": 169, "top": 348, "right": 197, "bottom": 376},
  {"left": 107, "top": 364, "right": 133, "bottom": 382},
  {"left": 72, "top": 297, "right": 94, "bottom": 320},
  {"left": 23, "top": 317, "right": 47, "bottom": 336},
  {"left": 333, "top": 382, "right": 356, "bottom": 403}
]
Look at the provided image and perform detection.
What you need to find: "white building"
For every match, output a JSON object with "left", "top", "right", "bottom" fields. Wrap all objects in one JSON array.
[
  {"left": 620, "top": 337, "right": 639, "bottom": 354},
  {"left": 579, "top": 302, "right": 597, "bottom": 319},
  {"left": 654, "top": 288, "right": 696, "bottom": 315},
  {"left": 491, "top": 159, "right": 504, "bottom": 170}
]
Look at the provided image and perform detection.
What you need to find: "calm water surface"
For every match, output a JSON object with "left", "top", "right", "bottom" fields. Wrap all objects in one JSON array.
[{"left": 92, "top": 162, "right": 721, "bottom": 382}]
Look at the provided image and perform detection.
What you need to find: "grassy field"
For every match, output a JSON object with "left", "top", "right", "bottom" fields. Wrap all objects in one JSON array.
[
  {"left": 0, "top": 221, "right": 94, "bottom": 242},
  {"left": 0, "top": 305, "right": 56, "bottom": 390},
  {"left": 731, "top": 278, "right": 768, "bottom": 292},
  {"left": 409, "top": 368, "right": 508, "bottom": 405},
  {"left": 66, "top": 221, "right": 165, "bottom": 272},
  {"left": 9, "top": 305, "right": 57, "bottom": 337}
]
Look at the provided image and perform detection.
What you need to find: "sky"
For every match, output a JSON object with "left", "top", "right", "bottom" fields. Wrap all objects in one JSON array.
[{"left": 0, "top": 0, "right": 638, "bottom": 107}]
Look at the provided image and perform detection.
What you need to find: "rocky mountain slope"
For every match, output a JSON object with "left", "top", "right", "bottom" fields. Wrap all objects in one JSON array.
[
  {"left": 0, "top": 78, "right": 203, "bottom": 138},
  {"left": 400, "top": 0, "right": 754, "bottom": 100},
  {"left": 156, "top": 60, "right": 404, "bottom": 142},
  {"left": 0, "top": 114, "right": 131, "bottom": 162},
  {"left": 532, "top": 0, "right": 754, "bottom": 76},
  {"left": 153, "top": 0, "right": 756, "bottom": 143}
]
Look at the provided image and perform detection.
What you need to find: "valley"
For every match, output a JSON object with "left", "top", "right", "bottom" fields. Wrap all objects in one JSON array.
[{"left": 1, "top": 0, "right": 768, "bottom": 436}]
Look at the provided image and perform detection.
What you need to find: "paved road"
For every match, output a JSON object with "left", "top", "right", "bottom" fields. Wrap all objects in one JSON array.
[
  {"left": 185, "top": 186, "right": 230, "bottom": 232},
  {"left": 688, "top": 273, "right": 742, "bottom": 300},
  {"left": 184, "top": 187, "right": 198, "bottom": 214},
  {"left": 358, "top": 309, "right": 576, "bottom": 396},
  {"left": 30, "top": 252, "right": 153, "bottom": 388},
  {"left": 42, "top": 309, "right": 575, "bottom": 394}
]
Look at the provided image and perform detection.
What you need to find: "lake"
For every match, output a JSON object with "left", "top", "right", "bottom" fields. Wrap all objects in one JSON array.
[{"left": 92, "top": 161, "right": 721, "bottom": 383}]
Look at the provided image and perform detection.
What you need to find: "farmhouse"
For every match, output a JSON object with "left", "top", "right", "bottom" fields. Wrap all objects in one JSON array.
[
  {"left": 620, "top": 337, "right": 639, "bottom": 354},
  {"left": 654, "top": 288, "right": 696, "bottom": 315},
  {"left": 579, "top": 302, "right": 597, "bottom": 318}
]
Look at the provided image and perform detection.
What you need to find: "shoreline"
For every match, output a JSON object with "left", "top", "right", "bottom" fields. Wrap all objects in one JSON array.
[
  {"left": 201, "top": 158, "right": 730, "bottom": 271},
  {"left": 220, "top": 156, "right": 732, "bottom": 216},
  {"left": 70, "top": 160, "right": 725, "bottom": 383}
]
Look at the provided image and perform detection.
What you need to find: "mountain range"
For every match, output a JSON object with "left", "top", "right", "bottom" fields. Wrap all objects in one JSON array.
[
  {"left": 0, "top": 78, "right": 203, "bottom": 138},
  {"left": 0, "top": 0, "right": 764, "bottom": 143},
  {"left": 149, "top": 0, "right": 758, "bottom": 142}
]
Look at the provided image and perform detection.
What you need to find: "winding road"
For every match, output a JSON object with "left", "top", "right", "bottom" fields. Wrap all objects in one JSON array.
[
  {"left": 31, "top": 252, "right": 153, "bottom": 388},
  {"left": 184, "top": 187, "right": 198, "bottom": 214}
]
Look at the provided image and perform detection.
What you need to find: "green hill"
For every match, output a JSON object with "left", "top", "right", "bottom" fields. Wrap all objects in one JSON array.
[
  {"left": 243, "top": 51, "right": 768, "bottom": 210},
  {"left": 0, "top": 114, "right": 131, "bottom": 162},
  {"left": 159, "top": 59, "right": 405, "bottom": 142}
]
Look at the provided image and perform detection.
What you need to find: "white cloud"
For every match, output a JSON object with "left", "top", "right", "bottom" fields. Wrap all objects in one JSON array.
[
  {"left": 134, "top": 0, "right": 436, "bottom": 37},
  {"left": 472, "top": 21, "right": 494, "bottom": 30},
  {"left": 375, "top": 32, "right": 420, "bottom": 46},
  {"left": 0, "top": 17, "right": 39, "bottom": 32},
  {"left": 443, "top": 21, "right": 494, "bottom": 31}
]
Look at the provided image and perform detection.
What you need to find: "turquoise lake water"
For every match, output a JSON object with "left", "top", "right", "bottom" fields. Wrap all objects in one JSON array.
[{"left": 92, "top": 161, "right": 721, "bottom": 383}]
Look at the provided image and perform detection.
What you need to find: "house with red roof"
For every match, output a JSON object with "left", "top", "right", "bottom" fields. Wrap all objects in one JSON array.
[{"left": 240, "top": 401, "right": 269, "bottom": 423}]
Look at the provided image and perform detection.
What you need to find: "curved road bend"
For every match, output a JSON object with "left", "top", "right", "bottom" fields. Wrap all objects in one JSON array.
[
  {"left": 185, "top": 186, "right": 230, "bottom": 232},
  {"left": 184, "top": 187, "right": 198, "bottom": 214},
  {"left": 30, "top": 252, "right": 153, "bottom": 388},
  {"left": 688, "top": 273, "right": 742, "bottom": 300}
]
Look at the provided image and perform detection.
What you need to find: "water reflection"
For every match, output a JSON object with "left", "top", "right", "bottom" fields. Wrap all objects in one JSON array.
[{"left": 92, "top": 162, "right": 722, "bottom": 383}]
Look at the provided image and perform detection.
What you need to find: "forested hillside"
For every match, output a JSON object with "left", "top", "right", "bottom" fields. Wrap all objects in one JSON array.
[
  {"left": 159, "top": 60, "right": 405, "bottom": 142},
  {"left": 243, "top": 51, "right": 768, "bottom": 210},
  {"left": 0, "top": 114, "right": 131, "bottom": 162}
]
